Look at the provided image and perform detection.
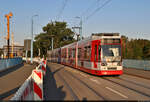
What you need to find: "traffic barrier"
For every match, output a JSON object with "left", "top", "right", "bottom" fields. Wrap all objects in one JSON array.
[
  {"left": 38, "top": 59, "right": 47, "bottom": 76},
  {"left": 32, "top": 69, "right": 43, "bottom": 100},
  {"left": 10, "top": 75, "right": 33, "bottom": 100},
  {"left": 11, "top": 58, "right": 47, "bottom": 100}
]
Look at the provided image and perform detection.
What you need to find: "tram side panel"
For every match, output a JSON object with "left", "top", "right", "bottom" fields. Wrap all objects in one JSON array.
[{"left": 77, "top": 41, "right": 93, "bottom": 73}]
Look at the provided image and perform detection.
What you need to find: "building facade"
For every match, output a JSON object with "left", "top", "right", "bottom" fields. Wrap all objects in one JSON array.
[{"left": 3, "top": 45, "right": 24, "bottom": 58}]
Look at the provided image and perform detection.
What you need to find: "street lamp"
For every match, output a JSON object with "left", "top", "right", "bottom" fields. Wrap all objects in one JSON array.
[
  {"left": 49, "top": 35, "right": 54, "bottom": 51},
  {"left": 31, "top": 14, "right": 38, "bottom": 64}
]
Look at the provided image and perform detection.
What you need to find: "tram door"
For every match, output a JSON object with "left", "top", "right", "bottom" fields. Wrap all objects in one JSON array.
[{"left": 92, "top": 40, "right": 99, "bottom": 68}]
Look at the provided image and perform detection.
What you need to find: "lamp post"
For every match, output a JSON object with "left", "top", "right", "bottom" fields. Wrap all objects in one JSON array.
[
  {"left": 49, "top": 35, "right": 54, "bottom": 51},
  {"left": 75, "top": 16, "right": 82, "bottom": 40},
  {"left": 31, "top": 14, "right": 38, "bottom": 64}
]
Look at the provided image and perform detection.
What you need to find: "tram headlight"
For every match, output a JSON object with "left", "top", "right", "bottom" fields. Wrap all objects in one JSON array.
[{"left": 101, "top": 62, "right": 107, "bottom": 66}]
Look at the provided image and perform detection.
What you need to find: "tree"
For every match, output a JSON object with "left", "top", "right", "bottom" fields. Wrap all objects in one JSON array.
[
  {"left": 143, "top": 41, "right": 150, "bottom": 59},
  {"left": 121, "top": 35, "right": 128, "bottom": 59},
  {"left": 34, "top": 21, "right": 76, "bottom": 57},
  {"left": 121, "top": 36, "right": 150, "bottom": 60}
]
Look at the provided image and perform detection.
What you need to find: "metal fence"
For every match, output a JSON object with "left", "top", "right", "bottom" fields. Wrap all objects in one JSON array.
[
  {"left": 123, "top": 59, "right": 150, "bottom": 71},
  {"left": 0, "top": 57, "right": 23, "bottom": 71}
]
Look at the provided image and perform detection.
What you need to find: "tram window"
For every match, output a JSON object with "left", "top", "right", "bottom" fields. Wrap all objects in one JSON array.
[
  {"left": 72, "top": 48, "right": 75, "bottom": 58},
  {"left": 95, "top": 45, "right": 97, "bottom": 61},
  {"left": 64, "top": 49, "right": 66, "bottom": 58},
  {"left": 69, "top": 48, "right": 72, "bottom": 58},
  {"left": 84, "top": 46, "right": 91, "bottom": 61},
  {"left": 87, "top": 46, "right": 91, "bottom": 60},
  {"left": 98, "top": 46, "right": 101, "bottom": 61},
  {"left": 78, "top": 48, "right": 81, "bottom": 59},
  {"left": 63, "top": 51, "right": 65, "bottom": 58},
  {"left": 68, "top": 48, "right": 70, "bottom": 58},
  {"left": 84, "top": 46, "right": 87, "bottom": 59},
  {"left": 101, "top": 39, "right": 120, "bottom": 43},
  {"left": 65, "top": 48, "right": 67, "bottom": 58}
]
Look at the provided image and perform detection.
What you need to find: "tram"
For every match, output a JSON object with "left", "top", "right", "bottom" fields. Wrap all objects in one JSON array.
[{"left": 47, "top": 33, "right": 123, "bottom": 76}]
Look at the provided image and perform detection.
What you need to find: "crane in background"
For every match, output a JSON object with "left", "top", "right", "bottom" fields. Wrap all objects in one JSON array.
[{"left": 5, "top": 12, "right": 13, "bottom": 58}]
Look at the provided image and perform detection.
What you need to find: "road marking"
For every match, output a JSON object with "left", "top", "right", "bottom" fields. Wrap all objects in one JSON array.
[
  {"left": 105, "top": 87, "right": 128, "bottom": 99},
  {"left": 90, "top": 78, "right": 101, "bottom": 85},
  {"left": 80, "top": 73, "right": 87, "bottom": 77}
]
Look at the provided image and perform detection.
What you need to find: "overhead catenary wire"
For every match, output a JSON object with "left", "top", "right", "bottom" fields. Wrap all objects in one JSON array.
[
  {"left": 56, "top": 0, "right": 69, "bottom": 21},
  {"left": 80, "top": 0, "right": 102, "bottom": 18},
  {"left": 83, "top": 0, "right": 112, "bottom": 23}
]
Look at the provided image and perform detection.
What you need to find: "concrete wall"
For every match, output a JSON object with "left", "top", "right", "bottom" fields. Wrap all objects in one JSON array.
[
  {"left": 123, "top": 59, "right": 150, "bottom": 71},
  {"left": 0, "top": 57, "right": 23, "bottom": 71}
]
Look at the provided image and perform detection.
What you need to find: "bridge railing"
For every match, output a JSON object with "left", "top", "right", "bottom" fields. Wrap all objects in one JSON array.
[{"left": 123, "top": 59, "right": 150, "bottom": 71}]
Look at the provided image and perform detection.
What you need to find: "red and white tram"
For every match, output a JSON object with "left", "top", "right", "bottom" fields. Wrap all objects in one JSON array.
[{"left": 47, "top": 33, "right": 123, "bottom": 76}]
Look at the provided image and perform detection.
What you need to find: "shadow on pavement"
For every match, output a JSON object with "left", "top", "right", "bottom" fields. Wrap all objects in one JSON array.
[
  {"left": 43, "top": 65, "right": 66, "bottom": 100},
  {"left": 0, "top": 86, "right": 20, "bottom": 100},
  {"left": 0, "top": 63, "right": 24, "bottom": 77}
]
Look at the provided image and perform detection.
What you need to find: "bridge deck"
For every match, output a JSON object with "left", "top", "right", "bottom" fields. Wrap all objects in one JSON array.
[
  {"left": 44, "top": 62, "right": 150, "bottom": 100},
  {"left": 0, "top": 63, "right": 36, "bottom": 100}
]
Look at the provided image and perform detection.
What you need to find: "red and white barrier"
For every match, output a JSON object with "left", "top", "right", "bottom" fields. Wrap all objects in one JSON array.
[
  {"left": 38, "top": 59, "right": 47, "bottom": 75},
  {"left": 10, "top": 75, "right": 33, "bottom": 100},
  {"left": 32, "top": 69, "right": 43, "bottom": 100},
  {"left": 11, "top": 58, "right": 47, "bottom": 100}
]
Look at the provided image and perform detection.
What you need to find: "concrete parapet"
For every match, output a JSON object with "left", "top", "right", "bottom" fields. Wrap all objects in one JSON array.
[{"left": 0, "top": 57, "right": 23, "bottom": 72}]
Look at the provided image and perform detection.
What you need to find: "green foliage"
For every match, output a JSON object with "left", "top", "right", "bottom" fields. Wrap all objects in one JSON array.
[
  {"left": 121, "top": 35, "right": 150, "bottom": 60},
  {"left": 34, "top": 21, "right": 76, "bottom": 57}
]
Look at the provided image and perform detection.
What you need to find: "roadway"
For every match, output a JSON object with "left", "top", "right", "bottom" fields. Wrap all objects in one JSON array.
[
  {"left": 44, "top": 62, "right": 150, "bottom": 101},
  {"left": 0, "top": 62, "right": 37, "bottom": 100}
]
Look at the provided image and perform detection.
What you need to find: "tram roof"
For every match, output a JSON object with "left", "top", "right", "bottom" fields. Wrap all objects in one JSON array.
[
  {"left": 60, "top": 33, "right": 121, "bottom": 48},
  {"left": 91, "top": 33, "right": 120, "bottom": 36}
]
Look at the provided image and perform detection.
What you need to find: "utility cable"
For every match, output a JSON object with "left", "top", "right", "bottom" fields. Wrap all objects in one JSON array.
[
  {"left": 56, "top": 0, "right": 68, "bottom": 21},
  {"left": 80, "top": 0, "right": 101, "bottom": 17},
  {"left": 84, "top": 0, "right": 112, "bottom": 23}
]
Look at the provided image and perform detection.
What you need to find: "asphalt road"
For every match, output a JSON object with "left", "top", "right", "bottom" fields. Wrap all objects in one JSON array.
[
  {"left": 44, "top": 62, "right": 150, "bottom": 101},
  {"left": 0, "top": 63, "right": 36, "bottom": 100}
]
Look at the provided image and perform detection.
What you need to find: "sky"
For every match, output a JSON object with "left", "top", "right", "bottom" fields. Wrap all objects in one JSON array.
[{"left": 0, "top": 0, "right": 150, "bottom": 48}]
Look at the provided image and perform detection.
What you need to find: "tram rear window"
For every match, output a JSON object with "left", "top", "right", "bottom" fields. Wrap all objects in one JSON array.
[{"left": 101, "top": 39, "right": 120, "bottom": 44}]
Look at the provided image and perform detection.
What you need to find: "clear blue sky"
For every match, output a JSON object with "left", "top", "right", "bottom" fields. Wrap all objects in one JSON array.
[{"left": 0, "top": 0, "right": 150, "bottom": 47}]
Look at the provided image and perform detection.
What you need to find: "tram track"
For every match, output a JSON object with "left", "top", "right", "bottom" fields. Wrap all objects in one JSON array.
[
  {"left": 62, "top": 65, "right": 150, "bottom": 99},
  {"left": 48, "top": 63, "right": 105, "bottom": 100},
  {"left": 47, "top": 62, "right": 150, "bottom": 100},
  {"left": 58, "top": 64, "right": 150, "bottom": 98},
  {"left": 114, "top": 77, "right": 150, "bottom": 90},
  {"left": 62, "top": 68, "right": 107, "bottom": 100},
  {"left": 123, "top": 72, "right": 150, "bottom": 80},
  {"left": 56, "top": 70, "right": 79, "bottom": 100},
  {"left": 101, "top": 77, "right": 150, "bottom": 98}
]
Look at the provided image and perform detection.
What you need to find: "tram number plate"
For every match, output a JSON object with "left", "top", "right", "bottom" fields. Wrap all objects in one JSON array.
[{"left": 108, "top": 67, "right": 117, "bottom": 70}]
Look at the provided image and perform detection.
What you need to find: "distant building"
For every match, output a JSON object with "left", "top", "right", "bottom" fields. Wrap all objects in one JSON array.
[{"left": 3, "top": 45, "right": 24, "bottom": 58}]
